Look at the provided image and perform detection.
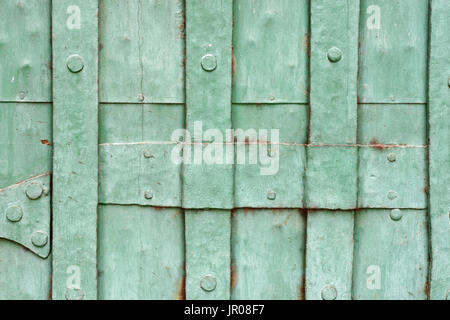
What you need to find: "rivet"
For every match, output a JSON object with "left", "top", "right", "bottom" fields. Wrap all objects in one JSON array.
[
  {"left": 143, "top": 150, "right": 154, "bottom": 158},
  {"left": 200, "top": 275, "right": 217, "bottom": 292},
  {"left": 390, "top": 209, "right": 403, "bottom": 221},
  {"left": 65, "top": 287, "right": 85, "bottom": 300},
  {"left": 5, "top": 205, "right": 23, "bottom": 222},
  {"left": 387, "top": 153, "right": 397, "bottom": 162},
  {"left": 269, "top": 96, "right": 275, "bottom": 101},
  {"left": 66, "top": 54, "right": 84, "bottom": 73},
  {"left": 138, "top": 93, "right": 145, "bottom": 102},
  {"left": 327, "top": 47, "right": 342, "bottom": 63},
  {"left": 18, "top": 91, "right": 26, "bottom": 100},
  {"left": 321, "top": 285, "right": 337, "bottom": 300},
  {"left": 267, "top": 191, "right": 276, "bottom": 201},
  {"left": 201, "top": 54, "right": 217, "bottom": 72},
  {"left": 31, "top": 231, "right": 48, "bottom": 247},
  {"left": 144, "top": 190, "right": 153, "bottom": 200},
  {"left": 387, "top": 190, "right": 398, "bottom": 200},
  {"left": 26, "top": 182, "right": 43, "bottom": 200}
]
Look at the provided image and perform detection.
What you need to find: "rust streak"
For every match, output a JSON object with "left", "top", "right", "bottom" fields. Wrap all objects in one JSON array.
[
  {"left": 176, "top": 275, "right": 186, "bottom": 300},
  {"left": 41, "top": 139, "right": 51, "bottom": 146}
]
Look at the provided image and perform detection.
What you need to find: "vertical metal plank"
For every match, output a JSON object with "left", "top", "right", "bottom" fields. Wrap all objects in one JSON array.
[
  {"left": 185, "top": 210, "right": 231, "bottom": 300},
  {"left": 52, "top": 1, "right": 98, "bottom": 300},
  {"left": 306, "top": 0, "right": 359, "bottom": 300},
  {"left": 428, "top": 0, "right": 450, "bottom": 300},
  {"left": 184, "top": 0, "right": 233, "bottom": 300},
  {"left": 182, "top": 0, "right": 233, "bottom": 209}
]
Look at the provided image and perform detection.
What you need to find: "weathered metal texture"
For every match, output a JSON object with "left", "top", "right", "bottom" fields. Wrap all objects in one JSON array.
[
  {"left": 353, "top": 209, "right": 428, "bottom": 300},
  {"left": 0, "top": 173, "right": 51, "bottom": 258},
  {"left": 185, "top": 210, "right": 231, "bottom": 300},
  {"left": 183, "top": 0, "right": 233, "bottom": 208},
  {"left": 428, "top": 0, "right": 450, "bottom": 300},
  {"left": 232, "top": 0, "right": 310, "bottom": 103},
  {"left": 52, "top": 0, "right": 99, "bottom": 299},
  {"left": 358, "top": 0, "right": 429, "bottom": 103},
  {"left": 306, "top": 211, "right": 355, "bottom": 300},
  {"left": 98, "top": 104, "right": 184, "bottom": 207},
  {"left": 99, "top": 0, "right": 184, "bottom": 104},
  {"left": 231, "top": 209, "right": 306, "bottom": 300},
  {"left": 98, "top": 205, "right": 185, "bottom": 299},
  {"left": 0, "top": 0, "right": 52, "bottom": 102}
]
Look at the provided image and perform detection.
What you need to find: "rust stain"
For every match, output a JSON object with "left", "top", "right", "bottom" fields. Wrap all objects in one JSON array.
[
  {"left": 243, "top": 208, "right": 255, "bottom": 215},
  {"left": 230, "top": 264, "right": 237, "bottom": 290},
  {"left": 98, "top": 42, "right": 103, "bottom": 51},
  {"left": 232, "top": 49, "right": 236, "bottom": 76},
  {"left": 424, "top": 280, "right": 430, "bottom": 297},
  {"left": 178, "top": 12, "right": 185, "bottom": 39},
  {"left": 423, "top": 186, "right": 429, "bottom": 194},
  {"left": 303, "top": 33, "right": 310, "bottom": 57},
  {"left": 176, "top": 275, "right": 186, "bottom": 300},
  {"left": 40, "top": 139, "right": 51, "bottom": 146},
  {"left": 298, "top": 275, "right": 305, "bottom": 300},
  {"left": 370, "top": 138, "right": 388, "bottom": 150}
]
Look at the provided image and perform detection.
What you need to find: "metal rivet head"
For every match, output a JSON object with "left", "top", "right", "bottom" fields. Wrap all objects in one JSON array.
[
  {"left": 5, "top": 205, "right": 23, "bottom": 222},
  {"left": 201, "top": 54, "right": 217, "bottom": 72},
  {"left": 26, "top": 182, "right": 43, "bottom": 200},
  {"left": 387, "top": 190, "right": 398, "bottom": 200},
  {"left": 390, "top": 209, "right": 403, "bottom": 221},
  {"left": 387, "top": 153, "right": 397, "bottom": 162},
  {"left": 31, "top": 231, "right": 48, "bottom": 247},
  {"left": 321, "top": 285, "right": 337, "bottom": 300},
  {"left": 143, "top": 150, "right": 154, "bottom": 158},
  {"left": 327, "top": 47, "right": 342, "bottom": 63},
  {"left": 65, "top": 287, "right": 85, "bottom": 300},
  {"left": 138, "top": 93, "right": 145, "bottom": 102},
  {"left": 144, "top": 190, "right": 153, "bottom": 200},
  {"left": 18, "top": 91, "right": 26, "bottom": 100},
  {"left": 66, "top": 54, "right": 84, "bottom": 73},
  {"left": 200, "top": 275, "right": 217, "bottom": 292},
  {"left": 267, "top": 191, "right": 276, "bottom": 201}
]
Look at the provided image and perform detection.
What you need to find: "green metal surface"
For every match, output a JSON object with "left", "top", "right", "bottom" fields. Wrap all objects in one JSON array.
[
  {"left": 428, "top": 0, "right": 450, "bottom": 300},
  {"left": 52, "top": 0, "right": 99, "bottom": 300},
  {"left": 0, "top": 0, "right": 448, "bottom": 300}
]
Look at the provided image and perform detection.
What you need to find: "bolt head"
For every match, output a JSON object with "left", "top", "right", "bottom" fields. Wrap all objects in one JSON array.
[
  {"left": 201, "top": 54, "right": 217, "bottom": 72},
  {"left": 26, "top": 182, "right": 43, "bottom": 200},
  {"left": 327, "top": 47, "right": 342, "bottom": 63},
  {"left": 390, "top": 209, "right": 403, "bottom": 221},
  {"left": 200, "top": 275, "right": 217, "bottom": 292},
  {"left": 387, "top": 190, "right": 398, "bottom": 200},
  {"left": 143, "top": 150, "right": 154, "bottom": 158},
  {"left": 321, "top": 285, "right": 337, "bottom": 300},
  {"left": 5, "top": 205, "right": 23, "bottom": 222},
  {"left": 66, "top": 54, "right": 84, "bottom": 73},
  {"left": 144, "top": 190, "right": 153, "bottom": 200},
  {"left": 387, "top": 153, "right": 397, "bottom": 162},
  {"left": 31, "top": 231, "right": 48, "bottom": 247},
  {"left": 267, "top": 191, "right": 277, "bottom": 201}
]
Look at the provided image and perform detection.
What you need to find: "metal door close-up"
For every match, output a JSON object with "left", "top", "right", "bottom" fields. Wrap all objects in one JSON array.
[{"left": 0, "top": 0, "right": 449, "bottom": 300}]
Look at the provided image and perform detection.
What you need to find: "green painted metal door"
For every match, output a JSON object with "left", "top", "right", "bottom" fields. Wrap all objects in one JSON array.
[{"left": 0, "top": 0, "right": 449, "bottom": 300}]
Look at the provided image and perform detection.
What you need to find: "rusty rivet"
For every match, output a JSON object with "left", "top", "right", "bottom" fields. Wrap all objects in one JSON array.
[
  {"left": 387, "top": 190, "right": 398, "bottom": 201},
  {"left": 201, "top": 54, "right": 217, "bottom": 72},
  {"left": 144, "top": 190, "right": 153, "bottom": 200},
  {"left": 143, "top": 150, "right": 154, "bottom": 159},
  {"left": 200, "top": 275, "right": 217, "bottom": 292},
  {"left": 5, "top": 205, "right": 23, "bottom": 222},
  {"left": 327, "top": 47, "right": 342, "bottom": 63},
  {"left": 390, "top": 209, "right": 403, "bottom": 221},
  {"left": 26, "top": 182, "right": 43, "bottom": 200},
  {"left": 65, "top": 287, "right": 85, "bottom": 300},
  {"left": 31, "top": 231, "right": 48, "bottom": 247},
  {"left": 387, "top": 153, "right": 397, "bottom": 162},
  {"left": 267, "top": 191, "right": 276, "bottom": 201},
  {"left": 321, "top": 285, "right": 337, "bottom": 300},
  {"left": 66, "top": 54, "right": 84, "bottom": 73}
]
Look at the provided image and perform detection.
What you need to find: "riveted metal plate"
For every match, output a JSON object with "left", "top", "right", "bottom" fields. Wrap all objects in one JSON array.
[
  {"left": 358, "top": 147, "right": 427, "bottom": 209},
  {"left": 234, "top": 145, "right": 305, "bottom": 208},
  {"left": 0, "top": 173, "right": 51, "bottom": 258},
  {"left": 353, "top": 209, "right": 428, "bottom": 299},
  {"left": 99, "top": 143, "right": 181, "bottom": 207}
]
